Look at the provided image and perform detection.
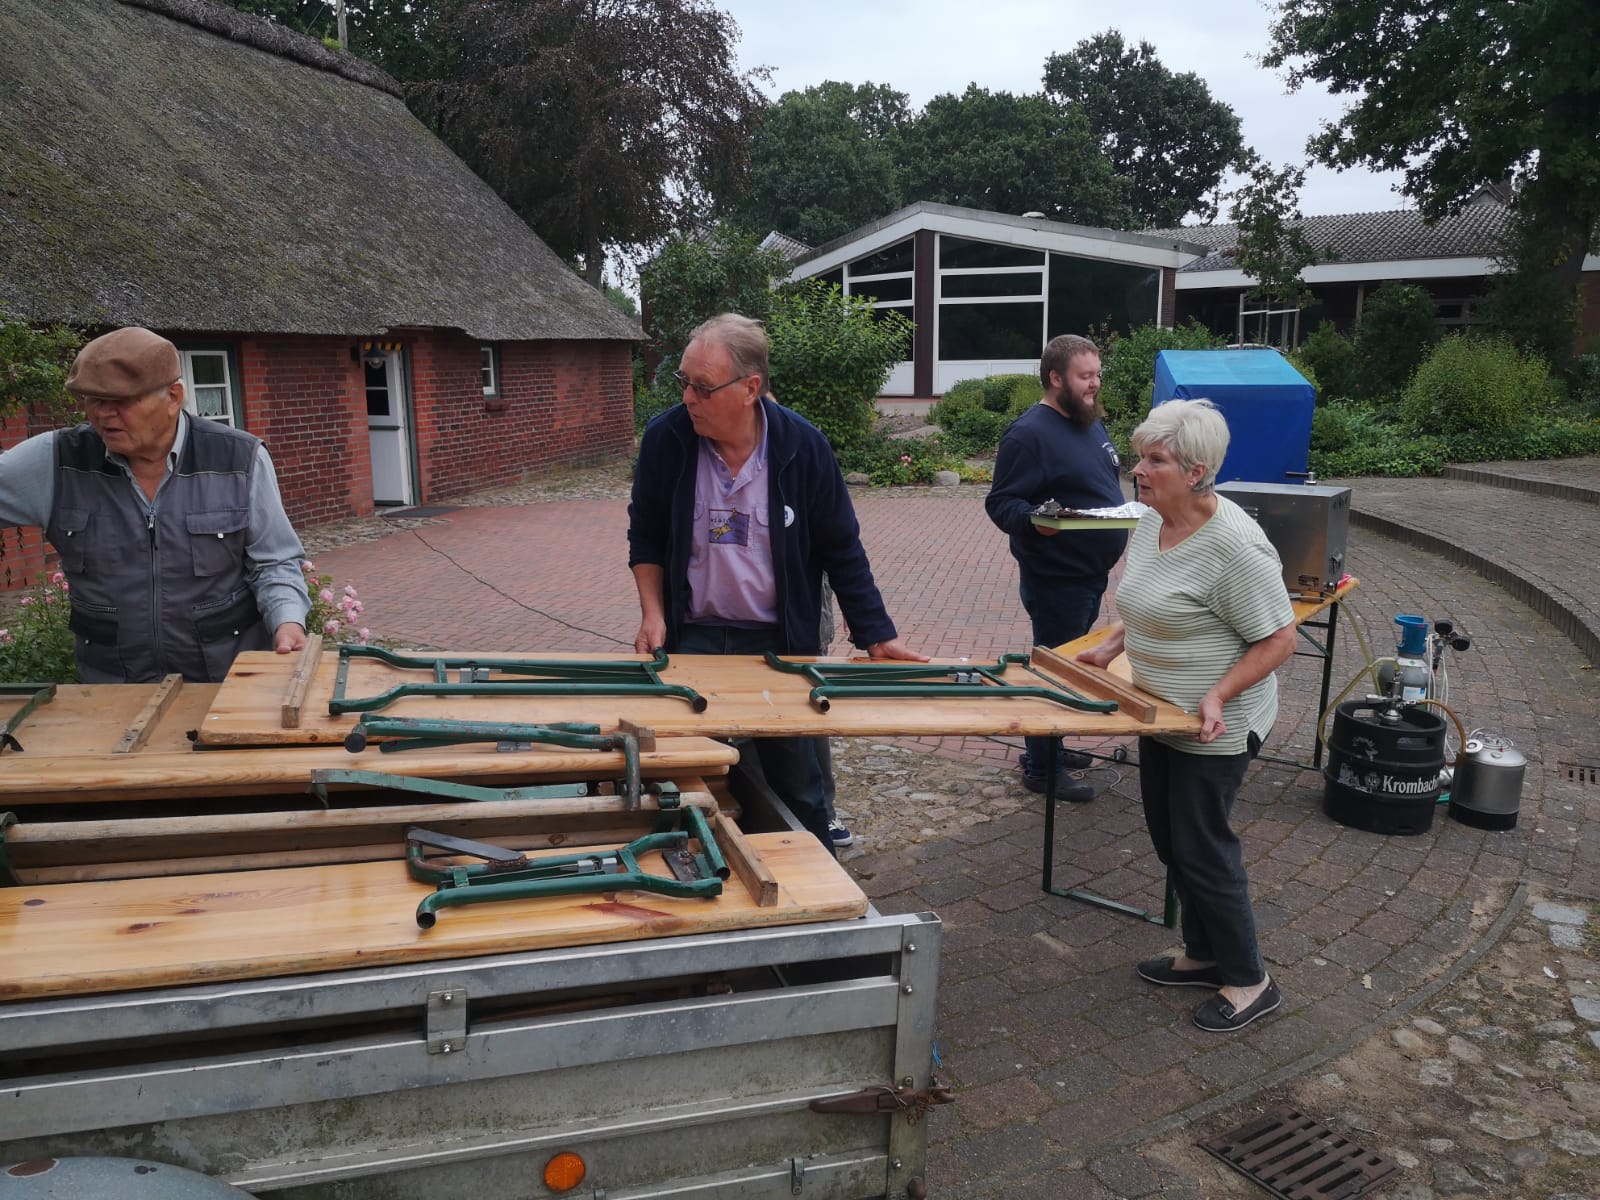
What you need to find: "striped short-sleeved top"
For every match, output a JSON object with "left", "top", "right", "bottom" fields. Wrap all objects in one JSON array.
[{"left": 1115, "top": 495, "right": 1296, "bottom": 755}]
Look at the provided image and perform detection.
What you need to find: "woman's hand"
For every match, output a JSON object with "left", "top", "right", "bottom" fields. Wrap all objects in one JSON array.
[
  {"left": 1197, "top": 691, "right": 1226, "bottom": 743},
  {"left": 1074, "top": 623, "right": 1125, "bottom": 669}
]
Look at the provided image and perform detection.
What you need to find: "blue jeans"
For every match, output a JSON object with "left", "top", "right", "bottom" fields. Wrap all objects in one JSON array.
[
  {"left": 1017, "top": 572, "right": 1107, "bottom": 774},
  {"left": 675, "top": 623, "right": 832, "bottom": 854},
  {"left": 1138, "top": 736, "right": 1264, "bottom": 986}
]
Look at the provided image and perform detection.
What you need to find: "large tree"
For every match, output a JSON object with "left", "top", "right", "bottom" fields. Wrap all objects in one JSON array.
[
  {"left": 223, "top": 0, "right": 765, "bottom": 285},
  {"left": 1043, "top": 32, "right": 1244, "bottom": 227},
  {"left": 410, "top": 0, "right": 766, "bottom": 285},
  {"left": 1263, "top": 0, "right": 1600, "bottom": 360},
  {"left": 733, "top": 81, "right": 911, "bottom": 247},
  {"left": 222, "top": 0, "right": 460, "bottom": 80},
  {"left": 898, "top": 86, "right": 1132, "bottom": 228}
]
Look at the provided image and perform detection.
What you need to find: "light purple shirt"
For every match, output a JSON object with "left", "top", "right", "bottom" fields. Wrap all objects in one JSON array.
[{"left": 686, "top": 413, "right": 777, "bottom": 626}]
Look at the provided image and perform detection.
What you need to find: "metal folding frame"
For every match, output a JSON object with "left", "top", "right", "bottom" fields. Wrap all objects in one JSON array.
[
  {"left": 328, "top": 645, "right": 706, "bottom": 716},
  {"left": 762, "top": 652, "right": 1119, "bottom": 715}
]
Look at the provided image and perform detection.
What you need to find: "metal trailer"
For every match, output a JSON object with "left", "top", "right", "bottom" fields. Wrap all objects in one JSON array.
[{"left": 0, "top": 759, "right": 947, "bottom": 1200}]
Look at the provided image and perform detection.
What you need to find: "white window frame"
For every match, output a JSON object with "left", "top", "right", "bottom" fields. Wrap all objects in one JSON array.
[
  {"left": 180, "top": 348, "right": 238, "bottom": 426},
  {"left": 480, "top": 345, "right": 500, "bottom": 398}
]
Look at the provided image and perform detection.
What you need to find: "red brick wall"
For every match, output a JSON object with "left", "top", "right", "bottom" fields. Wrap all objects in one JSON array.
[
  {"left": 3, "top": 330, "right": 632, "bottom": 593},
  {"left": 410, "top": 333, "right": 634, "bottom": 503},
  {"left": 0, "top": 411, "right": 54, "bottom": 589},
  {"left": 239, "top": 334, "right": 371, "bottom": 529}
]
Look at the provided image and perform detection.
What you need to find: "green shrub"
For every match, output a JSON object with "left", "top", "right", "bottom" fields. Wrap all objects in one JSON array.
[
  {"left": 1566, "top": 352, "right": 1600, "bottom": 419},
  {"left": 1099, "top": 321, "right": 1225, "bottom": 425},
  {"left": 929, "top": 373, "right": 1041, "bottom": 456},
  {"left": 767, "top": 280, "right": 912, "bottom": 454},
  {"left": 1309, "top": 428, "right": 1449, "bottom": 477},
  {"left": 1296, "top": 324, "right": 1359, "bottom": 403},
  {"left": 633, "top": 369, "right": 681, "bottom": 438},
  {"left": 639, "top": 227, "right": 790, "bottom": 358},
  {"left": 1310, "top": 404, "right": 1357, "bottom": 453},
  {"left": 0, "top": 573, "right": 75, "bottom": 683},
  {"left": 1354, "top": 282, "right": 1440, "bottom": 399},
  {"left": 1400, "top": 335, "right": 1556, "bottom": 436},
  {"left": 837, "top": 428, "right": 962, "bottom": 486}
]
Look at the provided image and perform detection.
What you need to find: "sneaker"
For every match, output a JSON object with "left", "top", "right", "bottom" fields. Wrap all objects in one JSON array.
[
  {"left": 1022, "top": 773, "right": 1095, "bottom": 803},
  {"left": 827, "top": 819, "right": 854, "bottom": 848}
]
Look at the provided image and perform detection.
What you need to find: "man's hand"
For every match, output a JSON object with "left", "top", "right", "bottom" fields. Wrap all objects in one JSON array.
[
  {"left": 634, "top": 616, "right": 667, "bottom": 655},
  {"left": 273, "top": 621, "right": 308, "bottom": 653},
  {"left": 864, "top": 638, "right": 930, "bottom": 662}
]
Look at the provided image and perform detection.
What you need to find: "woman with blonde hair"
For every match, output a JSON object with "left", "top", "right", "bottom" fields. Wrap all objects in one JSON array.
[{"left": 1077, "top": 399, "right": 1297, "bottom": 1032}]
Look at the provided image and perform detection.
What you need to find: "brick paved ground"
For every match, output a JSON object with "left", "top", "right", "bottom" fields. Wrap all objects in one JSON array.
[{"left": 310, "top": 461, "right": 1600, "bottom": 1195}]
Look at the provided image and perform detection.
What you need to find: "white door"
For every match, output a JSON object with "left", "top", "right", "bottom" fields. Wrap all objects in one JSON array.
[{"left": 365, "top": 350, "right": 413, "bottom": 506}]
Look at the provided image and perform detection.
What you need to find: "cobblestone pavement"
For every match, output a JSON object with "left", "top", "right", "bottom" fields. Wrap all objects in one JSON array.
[{"left": 304, "top": 458, "right": 1600, "bottom": 1199}]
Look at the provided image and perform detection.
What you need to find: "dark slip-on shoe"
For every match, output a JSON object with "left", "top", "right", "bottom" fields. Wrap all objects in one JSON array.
[
  {"left": 1136, "top": 956, "right": 1224, "bottom": 989},
  {"left": 1193, "top": 979, "right": 1282, "bottom": 1032}
]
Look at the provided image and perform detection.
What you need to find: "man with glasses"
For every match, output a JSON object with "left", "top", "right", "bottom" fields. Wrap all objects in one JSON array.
[
  {"left": 0, "top": 326, "right": 310, "bottom": 682},
  {"left": 628, "top": 313, "right": 925, "bottom": 852}
]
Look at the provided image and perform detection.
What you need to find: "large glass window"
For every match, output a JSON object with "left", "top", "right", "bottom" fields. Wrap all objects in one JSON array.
[
  {"left": 1046, "top": 255, "right": 1160, "bottom": 339},
  {"left": 849, "top": 276, "right": 913, "bottom": 303},
  {"left": 938, "top": 302, "right": 1044, "bottom": 360},
  {"left": 939, "top": 236, "right": 1044, "bottom": 271},
  {"left": 942, "top": 272, "right": 1044, "bottom": 299},
  {"left": 178, "top": 346, "right": 240, "bottom": 426},
  {"left": 850, "top": 238, "right": 914, "bottom": 276}
]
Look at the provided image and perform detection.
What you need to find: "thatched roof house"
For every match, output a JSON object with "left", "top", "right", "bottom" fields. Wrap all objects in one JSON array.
[{"left": 1, "top": 0, "right": 639, "bottom": 541}]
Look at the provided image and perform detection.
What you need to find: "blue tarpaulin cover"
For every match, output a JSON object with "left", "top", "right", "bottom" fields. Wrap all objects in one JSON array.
[{"left": 1151, "top": 349, "right": 1315, "bottom": 484}]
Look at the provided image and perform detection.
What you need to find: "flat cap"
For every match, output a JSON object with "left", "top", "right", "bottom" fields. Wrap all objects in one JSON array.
[{"left": 65, "top": 327, "right": 182, "bottom": 398}]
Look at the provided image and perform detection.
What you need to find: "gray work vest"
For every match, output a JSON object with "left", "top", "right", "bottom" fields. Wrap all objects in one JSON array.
[{"left": 48, "top": 416, "right": 270, "bottom": 683}]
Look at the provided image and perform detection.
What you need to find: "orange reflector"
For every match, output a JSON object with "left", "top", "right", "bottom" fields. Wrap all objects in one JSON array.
[{"left": 543, "top": 1151, "right": 586, "bottom": 1192}]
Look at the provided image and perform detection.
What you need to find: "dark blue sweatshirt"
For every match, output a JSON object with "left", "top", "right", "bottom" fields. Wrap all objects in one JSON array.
[{"left": 985, "top": 402, "right": 1128, "bottom": 581}]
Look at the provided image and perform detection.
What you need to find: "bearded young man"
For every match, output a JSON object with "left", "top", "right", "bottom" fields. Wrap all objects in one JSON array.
[{"left": 984, "top": 333, "right": 1128, "bottom": 803}]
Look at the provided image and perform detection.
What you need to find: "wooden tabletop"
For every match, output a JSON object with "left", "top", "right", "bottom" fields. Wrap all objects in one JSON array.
[
  {"left": 0, "top": 831, "right": 864, "bottom": 1001},
  {"left": 0, "top": 682, "right": 738, "bottom": 806},
  {"left": 194, "top": 648, "right": 1198, "bottom": 748}
]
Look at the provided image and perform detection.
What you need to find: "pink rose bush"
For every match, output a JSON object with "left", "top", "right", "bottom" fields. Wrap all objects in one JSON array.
[{"left": 301, "top": 562, "right": 374, "bottom": 646}]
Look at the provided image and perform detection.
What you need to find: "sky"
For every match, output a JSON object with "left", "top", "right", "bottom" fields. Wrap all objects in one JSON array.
[{"left": 716, "top": 0, "right": 1410, "bottom": 224}]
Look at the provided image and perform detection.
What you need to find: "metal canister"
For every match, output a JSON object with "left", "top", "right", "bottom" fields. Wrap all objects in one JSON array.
[{"left": 1448, "top": 738, "right": 1526, "bottom": 831}]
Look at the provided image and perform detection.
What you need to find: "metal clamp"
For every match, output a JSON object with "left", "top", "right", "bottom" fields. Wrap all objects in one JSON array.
[{"left": 763, "top": 652, "right": 1117, "bottom": 715}]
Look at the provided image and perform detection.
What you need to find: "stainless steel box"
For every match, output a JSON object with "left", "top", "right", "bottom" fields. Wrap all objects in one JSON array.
[{"left": 1216, "top": 481, "right": 1352, "bottom": 597}]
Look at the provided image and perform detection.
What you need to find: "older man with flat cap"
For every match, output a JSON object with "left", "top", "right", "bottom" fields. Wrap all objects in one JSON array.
[{"left": 0, "top": 326, "right": 310, "bottom": 683}]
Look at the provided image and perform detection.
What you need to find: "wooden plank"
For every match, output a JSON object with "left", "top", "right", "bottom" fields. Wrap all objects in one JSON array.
[
  {"left": 197, "top": 650, "right": 1200, "bottom": 748},
  {"left": 0, "top": 832, "right": 865, "bottom": 1000},
  {"left": 111, "top": 674, "right": 184, "bottom": 754},
  {"left": 714, "top": 809, "right": 779, "bottom": 908},
  {"left": 0, "top": 683, "right": 216, "bottom": 756},
  {"left": 1028, "top": 645, "right": 1157, "bottom": 723},
  {"left": 7, "top": 791, "right": 727, "bottom": 882},
  {"left": 0, "top": 736, "right": 739, "bottom": 807},
  {"left": 279, "top": 635, "right": 324, "bottom": 728}
]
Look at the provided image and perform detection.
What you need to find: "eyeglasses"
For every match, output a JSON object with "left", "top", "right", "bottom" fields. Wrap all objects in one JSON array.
[{"left": 672, "top": 370, "right": 750, "bottom": 400}]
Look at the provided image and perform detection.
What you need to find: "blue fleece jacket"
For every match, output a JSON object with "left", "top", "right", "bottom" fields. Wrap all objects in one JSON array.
[{"left": 628, "top": 398, "right": 897, "bottom": 654}]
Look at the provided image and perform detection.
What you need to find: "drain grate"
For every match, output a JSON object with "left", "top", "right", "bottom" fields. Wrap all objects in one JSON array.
[
  {"left": 1198, "top": 1105, "right": 1398, "bottom": 1200},
  {"left": 1558, "top": 761, "right": 1598, "bottom": 785}
]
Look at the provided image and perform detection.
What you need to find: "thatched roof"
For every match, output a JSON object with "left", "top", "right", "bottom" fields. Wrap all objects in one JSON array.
[{"left": 0, "top": 0, "right": 639, "bottom": 342}]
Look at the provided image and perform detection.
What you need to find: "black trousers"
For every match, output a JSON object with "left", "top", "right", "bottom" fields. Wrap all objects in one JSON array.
[{"left": 1137, "top": 735, "right": 1265, "bottom": 986}]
